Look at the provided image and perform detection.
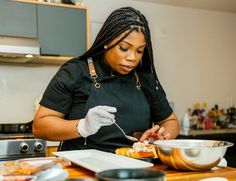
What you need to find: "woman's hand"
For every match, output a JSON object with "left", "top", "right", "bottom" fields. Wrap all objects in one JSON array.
[
  {"left": 78, "top": 105, "right": 117, "bottom": 137},
  {"left": 140, "top": 113, "right": 179, "bottom": 142},
  {"left": 139, "top": 113, "right": 180, "bottom": 142},
  {"left": 139, "top": 125, "right": 170, "bottom": 142}
]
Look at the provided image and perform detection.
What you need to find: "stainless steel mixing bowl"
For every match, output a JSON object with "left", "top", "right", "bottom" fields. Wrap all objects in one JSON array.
[{"left": 153, "top": 139, "right": 233, "bottom": 171}]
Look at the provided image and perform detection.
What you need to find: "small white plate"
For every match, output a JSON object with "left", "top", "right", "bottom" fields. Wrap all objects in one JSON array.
[{"left": 53, "top": 149, "right": 153, "bottom": 172}]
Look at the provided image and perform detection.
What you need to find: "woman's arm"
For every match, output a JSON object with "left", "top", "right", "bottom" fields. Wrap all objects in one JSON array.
[
  {"left": 33, "top": 105, "right": 117, "bottom": 141},
  {"left": 33, "top": 105, "right": 80, "bottom": 141},
  {"left": 140, "top": 112, "right": 180, "bottom": 141}
]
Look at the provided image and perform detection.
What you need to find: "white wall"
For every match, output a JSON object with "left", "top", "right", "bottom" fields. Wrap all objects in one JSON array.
[
  {"left": 0, "top": 63, "right": 59, "bottom": 123},
  {"left": 0, "top": 0, "right": 236, "bottom": 123},
  {"left": 85, "top": 0, "right": 236, "bottom": 119}
]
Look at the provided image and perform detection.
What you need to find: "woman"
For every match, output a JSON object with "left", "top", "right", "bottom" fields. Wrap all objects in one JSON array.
[{"left": 33, "top": 7, "right": 179, "bottom": 152}]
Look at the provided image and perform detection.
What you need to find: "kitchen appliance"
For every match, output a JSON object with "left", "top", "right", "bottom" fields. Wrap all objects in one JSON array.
[
  {"left": 0, "top": 121, "right": 33, "bottom": 133},
  {"left": 0, "top": 122, "right": 46, "bottom": 165},
  {"left": 0, "top": 36, "right": 40, "bottom": 63}
]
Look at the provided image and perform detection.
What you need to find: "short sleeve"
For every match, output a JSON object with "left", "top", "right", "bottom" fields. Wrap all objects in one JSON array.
[
  {"left": 40, "top": 60, "right": 79, "bottom": 114},
  {"left": 140, "top": 73, "right": 173, "bottom": 123}
]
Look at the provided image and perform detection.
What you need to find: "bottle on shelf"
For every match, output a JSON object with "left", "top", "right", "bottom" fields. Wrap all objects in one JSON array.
[{"left": 182, "top": 109, "right": 191, "bottom": 131}]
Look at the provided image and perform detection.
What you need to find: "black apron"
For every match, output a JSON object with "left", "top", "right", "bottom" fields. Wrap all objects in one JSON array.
[{"left": 61, "top": 58, "right": 151, "bottom": 153}]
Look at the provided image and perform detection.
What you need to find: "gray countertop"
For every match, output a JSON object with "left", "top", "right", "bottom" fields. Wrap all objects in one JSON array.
[{"left": 179, "top": 128, "right": 236, "bottom": 136}]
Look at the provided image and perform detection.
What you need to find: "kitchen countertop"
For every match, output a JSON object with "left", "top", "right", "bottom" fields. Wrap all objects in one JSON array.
[
  {"left": 180, "top": 128, "right": 236, "bottom": 136},
  {"left": 1, "top": 156, "right": 236, "bottom": 180},
  {"left": 65, "top": 163, "right": 236, "bottom": 181}
]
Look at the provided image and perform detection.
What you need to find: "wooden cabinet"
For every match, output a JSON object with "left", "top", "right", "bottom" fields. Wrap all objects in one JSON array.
[
  {"left": 0, "top": 0, "right": 37, "bottom": 38},
  {"left": 46, "top": 146, "right": 58, "bottom": 157}
]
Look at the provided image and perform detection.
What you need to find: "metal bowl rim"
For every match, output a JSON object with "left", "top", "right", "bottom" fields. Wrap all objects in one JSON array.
[{"left": 153, "top": 139, "right": 234, "bottom": 148}]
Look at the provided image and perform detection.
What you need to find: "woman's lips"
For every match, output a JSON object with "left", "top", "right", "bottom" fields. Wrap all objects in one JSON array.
[{"left": 120, "top": 64, "right": 134, "bottom": 72}]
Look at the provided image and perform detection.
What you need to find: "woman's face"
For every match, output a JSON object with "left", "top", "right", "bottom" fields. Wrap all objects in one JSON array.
[{"left": 104, "top": 30, "right": 146, "bottom": 75}]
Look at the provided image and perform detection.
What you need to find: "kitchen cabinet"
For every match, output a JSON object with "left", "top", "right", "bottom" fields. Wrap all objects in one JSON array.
[
  {"left": 37, "top": 4, "right": 87, "bottom": 57},
  {"left": 2, "top": 0, "right": 90, "bottom": 64},
  {"left": 0, "top": 0, "right": 37, "bottom": 38},
  {"left": 46, "top": 141, "right": 59, "bottom": 157},
  {"left": 46, "top": 146, "right": 58, "bottom": 157}
]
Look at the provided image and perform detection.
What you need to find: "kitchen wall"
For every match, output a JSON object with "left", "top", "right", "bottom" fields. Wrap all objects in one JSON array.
[
  {"left": 0, "top": 63, "right": 59, "bottom": 123},
  {"left": 0, "top": 0, "right": 236, "bottom": 123},
  {"left": 85, "top": 0, "right": 236, "bottom": 118}
]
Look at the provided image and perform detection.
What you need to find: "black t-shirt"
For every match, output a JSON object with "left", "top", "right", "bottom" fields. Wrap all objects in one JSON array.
[{"left": 40, "top": 57, "right": 173, "bottom": 152}]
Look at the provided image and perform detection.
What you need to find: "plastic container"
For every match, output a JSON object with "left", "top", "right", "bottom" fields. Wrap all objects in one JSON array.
[
  {"left": 0, "top": 175, "right": 36, "bottom": 181},
  {"left": 5, "top": 157, "right": 70, "bottom": 176}
]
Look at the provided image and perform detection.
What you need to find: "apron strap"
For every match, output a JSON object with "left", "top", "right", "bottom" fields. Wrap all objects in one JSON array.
[
  {"left": 87, "top": 57, "right": 141, "bottom": 89},
  {"left": 134, "top": 72, "right": 141, "bottom": 90},
  {"left": 87, "top": 58, "right": 100, "bottom": 88}
]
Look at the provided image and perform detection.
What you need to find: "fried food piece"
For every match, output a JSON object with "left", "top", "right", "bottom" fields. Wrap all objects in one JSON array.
[
  {"left": 4, "top": 161, "right": 16, "bottom": 167},
  {"left": 115, "top": 147, "right": 131, "bottom": 156},
  {"left": 116, "top": 141, "right": 158, "bottom": 159}
]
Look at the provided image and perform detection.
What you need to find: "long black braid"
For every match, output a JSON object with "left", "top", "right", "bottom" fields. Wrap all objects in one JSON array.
[{"left": 79, "top": 7, "right": 158, "bottom": 81}]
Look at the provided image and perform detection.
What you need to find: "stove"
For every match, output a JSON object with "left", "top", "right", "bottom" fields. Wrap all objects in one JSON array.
[{"left": 0, "top": 122, "right": 46, "bottom": 163}]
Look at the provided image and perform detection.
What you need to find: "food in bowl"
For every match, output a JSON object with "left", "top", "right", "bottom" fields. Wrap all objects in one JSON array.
[
  {"left": 154, "top": 139, "right": 233, "bottom": 171},
  {"left": 116, "top": 141, "right": 158, "bottom": 159}
]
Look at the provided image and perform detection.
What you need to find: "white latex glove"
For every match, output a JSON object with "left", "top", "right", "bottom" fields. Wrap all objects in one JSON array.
[{"left": 77, "top": 105, "right": 117, "bottom": 137}]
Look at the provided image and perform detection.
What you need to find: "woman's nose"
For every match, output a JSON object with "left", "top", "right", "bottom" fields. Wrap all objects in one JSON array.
[{"left": 126, "top": 51, "right": 136, "bottom": 62}]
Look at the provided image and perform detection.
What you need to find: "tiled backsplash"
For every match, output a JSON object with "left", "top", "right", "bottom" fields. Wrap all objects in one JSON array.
[{"left": 0, "top": 63, "right": 60, "bottom": 123}]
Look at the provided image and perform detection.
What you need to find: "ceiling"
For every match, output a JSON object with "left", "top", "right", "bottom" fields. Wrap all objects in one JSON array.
[{"left": 134, "top": 0, "right": 236, "bottom": 14}]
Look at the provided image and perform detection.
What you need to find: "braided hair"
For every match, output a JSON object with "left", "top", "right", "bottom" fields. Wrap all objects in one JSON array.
[{"left": 80, "top": 6, "right": 158, "bottom": 79}]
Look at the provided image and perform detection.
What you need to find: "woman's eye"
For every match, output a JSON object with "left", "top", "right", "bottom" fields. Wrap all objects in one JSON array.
[
  {"left": 137, "top": 50, "right": 144, "bottom": 54},
  {"left": 119, "top": 46, "right": 128, "bottom": 52}
]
